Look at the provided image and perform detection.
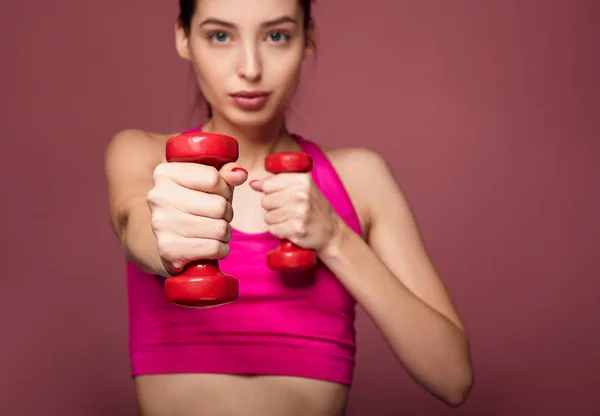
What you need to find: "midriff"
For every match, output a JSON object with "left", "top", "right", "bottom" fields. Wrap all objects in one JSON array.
[{"left": 135, "top": 373, "right": 349, "bottom": 416}]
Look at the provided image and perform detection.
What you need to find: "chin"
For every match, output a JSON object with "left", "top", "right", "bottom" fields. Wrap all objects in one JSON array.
[{"left": 225, "top": 108, "right": 281, "bottom": 128}]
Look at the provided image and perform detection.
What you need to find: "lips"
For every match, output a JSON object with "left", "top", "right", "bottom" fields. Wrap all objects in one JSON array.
[
  {"left": 229, "top": 91, "right": 271, "bottom": 111},
  {"left": 230, "top": 91, "right": 270, "bottom": 98}
]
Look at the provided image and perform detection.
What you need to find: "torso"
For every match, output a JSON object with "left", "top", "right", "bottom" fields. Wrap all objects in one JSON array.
[
  {"left": 136, "top": 374, "right": 348, "bottom": 416},
  {"left": 131, "top": 130, "right": 371, "bottom": 416}
]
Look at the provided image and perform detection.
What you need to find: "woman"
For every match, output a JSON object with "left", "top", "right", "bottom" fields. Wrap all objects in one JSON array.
[{"left": 104, "top": 0, "right": 474, "bottom": 415}]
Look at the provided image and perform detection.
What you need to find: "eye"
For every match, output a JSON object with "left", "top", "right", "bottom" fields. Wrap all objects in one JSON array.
[
  {"left": 210, "top": 31, "right": 230, "bottom": 43},
  {"left": 267, "top": 31, "right": 290, "bottom": 43}
]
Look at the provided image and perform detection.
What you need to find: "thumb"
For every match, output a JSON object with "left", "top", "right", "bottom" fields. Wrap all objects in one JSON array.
[
  {"left": 248, "top": 178, "right": 264, "bottom": 192},
  {"left": 219, "top": 162, "right": 249, "bottom": 187}
]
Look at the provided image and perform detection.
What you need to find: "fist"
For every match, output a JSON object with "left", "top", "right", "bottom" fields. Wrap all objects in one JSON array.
[
  {"left": 147, "top": 162, "right": 248, "bottom": 274},
  {"left": 250, "top": 172, "right": 339, "bottom": 253}
]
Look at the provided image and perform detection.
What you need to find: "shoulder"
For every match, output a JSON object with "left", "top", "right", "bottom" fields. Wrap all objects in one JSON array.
[
  {"left": 105, "top": 128, "right": 174, "bottom": 160},
  {"left": 104, "top": 128, "right": 180, "bottom": 229},
  {"left": 104, "top": 128, "right": 178, "bottom": 171},
  {"left": 324, "top": 146, "right": 395, "bottom": 199},
  {"left": 321, "top": 145, "right": 396, "bottom": 235},
  {"left": 324, "top": 146, "right": 390, "bottom": 176}
]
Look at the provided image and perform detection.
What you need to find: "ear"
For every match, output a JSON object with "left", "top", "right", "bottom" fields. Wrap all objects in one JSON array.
[
  {"left": 303, "top": 20, "right": 316, "bottom": 60},
  {"left": 175, "top": 22, "right": 192, "bottom": 61}
]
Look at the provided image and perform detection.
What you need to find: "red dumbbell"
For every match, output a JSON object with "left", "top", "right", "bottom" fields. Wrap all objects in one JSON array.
[
  {"left": 264, "top": 151, "right": 317, "bottom": 272},
  {"left": 164, "top": 132, "right": 239, "bottom": 308}
]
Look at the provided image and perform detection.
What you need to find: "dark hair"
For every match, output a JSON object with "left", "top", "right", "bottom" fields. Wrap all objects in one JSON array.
[
  {"left": 178, "top": 0, "right": 315, "bottom": 119},
  {"left": 178, "top": 0, "right": 314, "bottom": 36}
]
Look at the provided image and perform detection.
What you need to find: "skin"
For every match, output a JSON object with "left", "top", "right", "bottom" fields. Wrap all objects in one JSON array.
[{"left": 104, "top": 0, "right": 474, "bottom": 415}]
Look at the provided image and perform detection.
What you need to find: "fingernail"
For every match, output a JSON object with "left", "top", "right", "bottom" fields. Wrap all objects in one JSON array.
[
  {"left": 249, "top": 179, "right": 260, "bottom": 187},
  {"left": 232, "top": 167, "right": 248, "bottom": 175}
]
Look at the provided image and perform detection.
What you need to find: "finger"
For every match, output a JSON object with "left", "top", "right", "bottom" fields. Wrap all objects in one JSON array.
[
  {"left": 261, "top": 173, "right": 309, "bottom": 193},
  {"left": 154, "top": 210, "right": 232, "bottom": 243},
  {"left": 185, "top": 217, "right": 232, "bottom": 243},
  {"left": 158, "top": 235, "right": 231, "bottom": 264},
  {"left": 268, "top": 222, "right": 289, "bottom": 240},
  {"left": 249, "top": 178, "right": 264, "bottom": 192},
  {"left": 219, "top": 163, "right": 249, "bottom": 188},
  {"left": 157, "top": 162, "right": 233, "bottom": 200},
  {"left": 261, "top": 189, "right": 293, "bottom": 211},
  {"left": 267, "top": 221, "right": 304, "bottom": 245},
  {"left": 263, "top": 190, "right": 310, "bottom": 213},
  {"left": 264, "top": 206, "right": 293, "bottom": 225},
  {"left": 172, "top": 186, "right": 234, "bottom": 221},
  {"left": 185, "top": 238, "right": 231, "bottom": 261}
]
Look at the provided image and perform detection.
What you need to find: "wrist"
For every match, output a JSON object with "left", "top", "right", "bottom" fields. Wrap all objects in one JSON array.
[
  {"left": 159, "top": 259, "right": 174, "bottom": 278},
  {"left": 156, "top": 252, "right": 175, "bottom": 278},
  {"left": 318, "top": 214, "right": 352, "bottom": 260}
]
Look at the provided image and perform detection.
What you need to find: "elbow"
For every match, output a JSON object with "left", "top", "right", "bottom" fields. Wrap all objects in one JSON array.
[
  {"left": 444, "top": 387, "right": 471, "bottom": 408},
  {"left": 443, "top": 330, "right": 474, "bottom": 407},
  {"left": 441, "top": 367, "right": 474, "bottom": 408}
]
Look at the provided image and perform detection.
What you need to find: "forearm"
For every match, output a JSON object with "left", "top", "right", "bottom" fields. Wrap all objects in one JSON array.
[
  {"left": 319, "top": 219, "right": 472, "bottom": 405},
  {"left": 117, "top": 198, "right": 169, "bottom": 278}
]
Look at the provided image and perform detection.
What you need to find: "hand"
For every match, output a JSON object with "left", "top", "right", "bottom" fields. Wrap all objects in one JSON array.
[
  {"left": 249, "top": 172, "right": 341, "bottom": 253},
  {"left": 147, "top": 162, "right": 248, "bottom": 275}
]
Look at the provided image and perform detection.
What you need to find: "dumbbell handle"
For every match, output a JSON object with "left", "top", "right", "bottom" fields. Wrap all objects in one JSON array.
[
  {"left": 265, "top": 151, "right": 317, "bottom": 272},
  {"left": 163, "top": 132, "right": 240, "bottom": 307}
]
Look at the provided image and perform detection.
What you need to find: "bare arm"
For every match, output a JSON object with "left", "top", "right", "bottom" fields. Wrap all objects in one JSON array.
[
  {"left": 104, "top": 129, "right": 248, "bottom": 278},
  {"left": 320, "top": 149, "right": 473, "bottom": 406},
  {"left": 104, "top": 129, "right": 168, "bottom": 276}
]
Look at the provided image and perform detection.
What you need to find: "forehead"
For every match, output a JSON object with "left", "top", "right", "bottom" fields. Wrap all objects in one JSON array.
[{"left": 195, "top": 0, "right": 301, "bottom": 22}]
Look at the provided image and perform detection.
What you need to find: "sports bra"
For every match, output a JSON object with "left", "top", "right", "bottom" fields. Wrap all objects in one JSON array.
[{"left": 126, "top": 128, "right": 362, "bottom": 386}]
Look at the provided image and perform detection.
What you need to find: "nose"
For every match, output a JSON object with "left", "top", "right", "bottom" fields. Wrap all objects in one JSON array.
[{"left": 237, "top": 40, "right": 262, "bottom": 83}]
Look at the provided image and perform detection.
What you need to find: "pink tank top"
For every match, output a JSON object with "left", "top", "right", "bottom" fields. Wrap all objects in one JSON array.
[{"left": 126, "top": 130, "right": 362, "bottom": 386}]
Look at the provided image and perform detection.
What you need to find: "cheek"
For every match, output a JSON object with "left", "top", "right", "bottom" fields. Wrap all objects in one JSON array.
[
  {"left": 190, "top": 48, "right": 228, "bottom": 101},
  {"left": 269, "top": 54, "right": 303, "bottom": 96}
]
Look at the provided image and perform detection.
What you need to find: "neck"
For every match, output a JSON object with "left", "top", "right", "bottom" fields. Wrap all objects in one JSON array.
[{"left": 202, "top": 113, "right": 299, "bottom": 171}]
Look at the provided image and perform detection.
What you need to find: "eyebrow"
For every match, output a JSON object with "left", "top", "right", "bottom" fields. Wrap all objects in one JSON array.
[{"left": 199, "top": 16, "right": 298, "bottom": 28}]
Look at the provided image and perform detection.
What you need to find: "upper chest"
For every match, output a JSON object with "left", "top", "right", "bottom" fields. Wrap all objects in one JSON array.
[{"left": 229, "top": 148, "right": 369, "bottom": 238}]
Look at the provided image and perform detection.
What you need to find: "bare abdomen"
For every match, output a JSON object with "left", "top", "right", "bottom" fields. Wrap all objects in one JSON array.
[{"left": 135, "top": 373, "right": 349, "bottom": 416}]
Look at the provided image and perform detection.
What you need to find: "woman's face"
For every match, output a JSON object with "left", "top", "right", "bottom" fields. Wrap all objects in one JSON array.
[{"left": 176, "top": 0, "right": 314, "bottom": 127}]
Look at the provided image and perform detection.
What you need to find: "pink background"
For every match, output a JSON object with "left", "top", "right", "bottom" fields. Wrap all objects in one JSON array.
[{"left": 1, "top": 0, "right": 598, "bottom": 414}]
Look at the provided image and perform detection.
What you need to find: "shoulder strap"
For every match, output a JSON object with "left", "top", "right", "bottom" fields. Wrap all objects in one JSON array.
[{"left": 295, "top": 135, "right": 362, "bottom": 235}]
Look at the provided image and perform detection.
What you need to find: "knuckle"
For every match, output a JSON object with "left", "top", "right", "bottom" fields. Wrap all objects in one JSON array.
[
  {"left": 219, "top": 243, "right": 231, "bottom": 259},
  {"left": 264, "top": 212, "right": 273, "bottom": 225},
  {"left": 147, "top": 187, "right": 171, "bottom": 208},
  {"left": 296, "top": 204, "right": 309, "bottom": 218},
  {"left": 260, "top": 196, "right": 270, "bottom": 210},
  {"left": 295, "top": 190, "right": 309, "bottom": 202},
  {"left": 206, "top": 240, "right": 230, "bottom": 259},
  {"left": 146, "top": 188, "right": 160, "bottom": 205},
  {"left": 208, "top": 239, "right": 223, "bottom": 257},
  {"left": 213, "top": 219, "right": 230, "bottom": 240},
  {"left": 150, "top": 213, "right": 167, "bottom": 232},
  {"left": 295, "top": 220, "right": 307, "bottom": 236},
  {"left": 224, "top": 205, "right": 234, "bottom": 222},
  {"left": 301, "top": 174, "right": 312, "bottom": 187},
  {"left": 156, "top": 234, "right": 178, "bottom": 261},
  {"left": 152, "top": 163, "right": 169, "bottom": 182},
  {"left": 205, "top": 167, "right": 220, "bottom": 188},
  {"left": 268, "top": 225, "right": 282, "bottom": 239},
  {"left": 188, "top": 238, "right": 214, "bottom": 259},
  {"left": 215, "top": 197, "right": 229, "bottom": 218}
]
